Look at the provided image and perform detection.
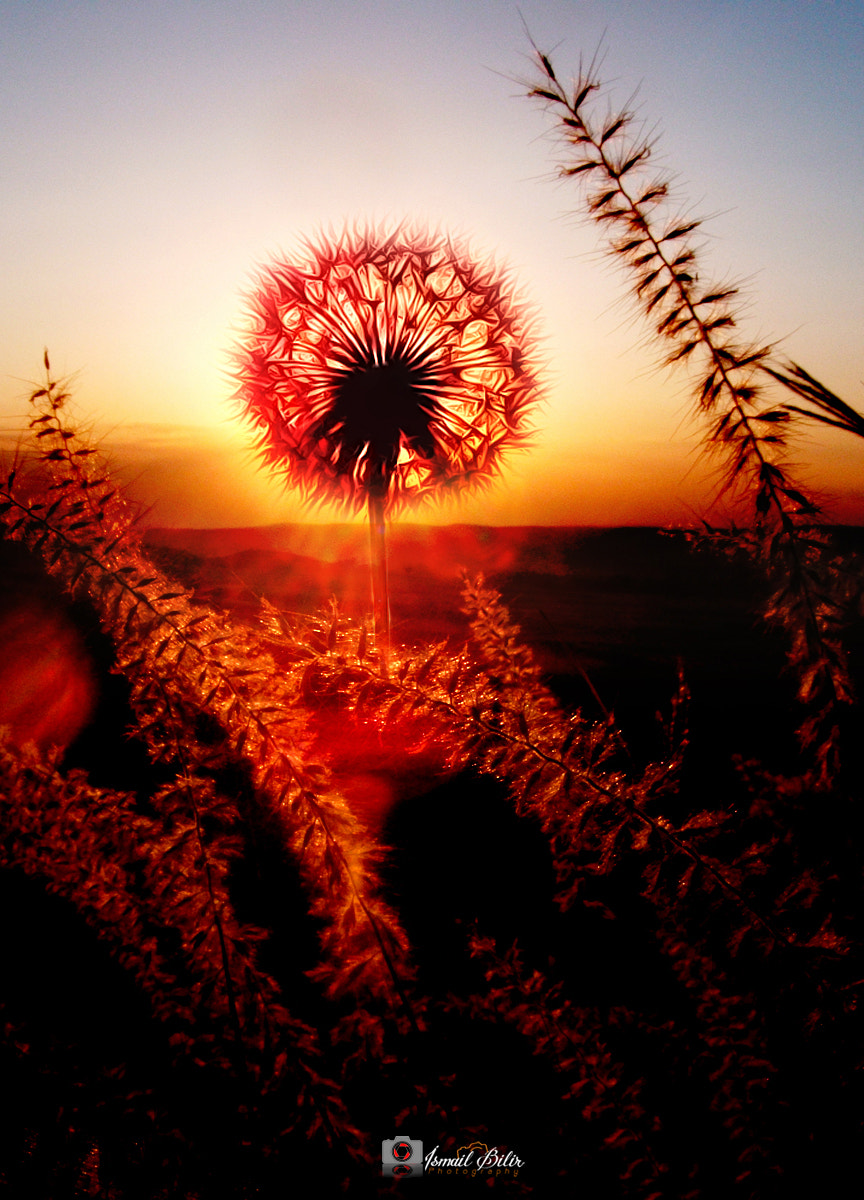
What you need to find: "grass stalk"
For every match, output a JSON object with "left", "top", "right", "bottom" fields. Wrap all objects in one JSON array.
[{"left": 367, "top": 490, "right": 391, "bottom": 658}]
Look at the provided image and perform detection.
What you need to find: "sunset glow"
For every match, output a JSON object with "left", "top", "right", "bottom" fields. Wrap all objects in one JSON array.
[{"left": 1, "top": 1, "right": 862, "bottom": 527}]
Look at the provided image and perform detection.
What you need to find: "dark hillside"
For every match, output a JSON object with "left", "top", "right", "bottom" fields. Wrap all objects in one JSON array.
[{"left": 143, "top": 524, "right": 801, "bottom": 773}]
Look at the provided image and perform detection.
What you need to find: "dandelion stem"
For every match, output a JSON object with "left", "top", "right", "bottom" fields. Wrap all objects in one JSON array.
[{"left": 367, "top": 489, "right": 391, "bottom": 655}]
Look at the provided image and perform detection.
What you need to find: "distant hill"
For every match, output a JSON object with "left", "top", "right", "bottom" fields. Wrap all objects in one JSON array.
[
  {"left": 8, "top": 520, "right": 860, "bottom": 776},
  {"left": 142, "top": 524, "right": 795, "bottom": 763},
  {"left": 144, "top": 522, "right": 597, "bottom": 575}
]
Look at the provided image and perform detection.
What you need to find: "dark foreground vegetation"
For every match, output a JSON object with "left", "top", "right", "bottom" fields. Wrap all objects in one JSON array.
[
  {"left": 2, "top": 41, "right": 864, "bottom": 1200},
  {"left": 1, "top": 375, "right": 862, "bottom": 1199}
]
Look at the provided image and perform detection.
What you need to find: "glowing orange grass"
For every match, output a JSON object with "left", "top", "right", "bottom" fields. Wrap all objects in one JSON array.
[{"left": 232, "top": 223, "right": 542, "bottom": 647}]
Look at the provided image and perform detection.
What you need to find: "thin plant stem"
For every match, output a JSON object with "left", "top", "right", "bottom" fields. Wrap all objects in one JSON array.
[{"left": 367, "top": 489, "right": 391, "bottom": 656}]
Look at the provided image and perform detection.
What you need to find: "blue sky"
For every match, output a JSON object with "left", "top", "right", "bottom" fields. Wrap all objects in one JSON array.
[{"left": 1, "top": 0, "right": 862, "bottom": 525}]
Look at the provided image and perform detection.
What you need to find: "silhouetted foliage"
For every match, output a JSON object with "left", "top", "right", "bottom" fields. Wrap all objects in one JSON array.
[
  {"left": 2, "top": 41, "right": 864, "bottom": 1195},
  {"left": 2, "top": 355, "right": 863, "bottom": 1197},
  {"left": 526, "top": 43, "right": 864, "bottom": 780}
]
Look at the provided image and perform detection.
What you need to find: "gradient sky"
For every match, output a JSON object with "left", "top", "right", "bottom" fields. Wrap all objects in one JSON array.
[{"left": 1, "top": 0, "right": 862, "bottom": 527}]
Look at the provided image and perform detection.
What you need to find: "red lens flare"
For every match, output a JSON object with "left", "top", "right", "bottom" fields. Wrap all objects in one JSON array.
[
  {"left": 231, "top": 223, "right": 542, "bottom": 515},
  {"left": 0, "top": 604, "right": 98, "bottom": 753}
]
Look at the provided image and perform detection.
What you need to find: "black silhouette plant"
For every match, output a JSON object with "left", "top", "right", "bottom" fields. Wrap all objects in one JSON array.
[
  {"left": 763, "top": 360, "right": 864, "bottom": 442},
  {"left": 525, "top": 45, "right": 861, "bottom": 779},
  {"left": 231, "top": 223, "right": 542, "bottom": 645}
]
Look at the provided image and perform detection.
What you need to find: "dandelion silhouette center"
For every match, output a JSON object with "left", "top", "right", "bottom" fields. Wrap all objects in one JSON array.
[
  {"left": 325, "top": 357, "right": 439, "bottom": 486},
  {"left": 232, "top": 224, "right": 542, "bottom": 514}
]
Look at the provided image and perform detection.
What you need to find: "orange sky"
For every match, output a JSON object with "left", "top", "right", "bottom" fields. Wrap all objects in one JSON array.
[
  {"left": 2, "top": 1, "right": 862, "bottom": 528},
  {"left": 41, "top": 413, "right": 854, "bottom": 532}
]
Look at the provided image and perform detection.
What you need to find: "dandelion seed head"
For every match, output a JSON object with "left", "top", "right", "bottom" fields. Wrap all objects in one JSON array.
[{"left": 232, "top": 222, "right": 543, "bottom": 514}]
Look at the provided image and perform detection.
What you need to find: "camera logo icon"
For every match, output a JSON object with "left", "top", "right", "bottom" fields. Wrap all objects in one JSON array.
[{"left": 382, "top": 1136, "right": 423, "bottom": 1177}]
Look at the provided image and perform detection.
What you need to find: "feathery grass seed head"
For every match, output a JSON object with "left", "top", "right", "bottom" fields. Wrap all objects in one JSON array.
[{"left": 231, "top": 223, "right": 543, "bottom": 515}]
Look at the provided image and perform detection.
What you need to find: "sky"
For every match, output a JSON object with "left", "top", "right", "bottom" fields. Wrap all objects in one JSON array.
[{"left": 1, "top": 0, "right": 862, "bottom": 528}]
